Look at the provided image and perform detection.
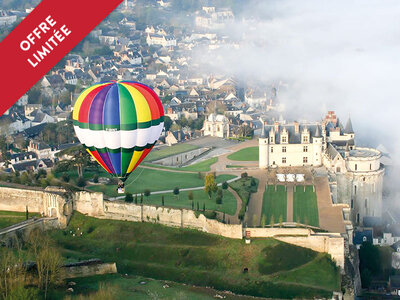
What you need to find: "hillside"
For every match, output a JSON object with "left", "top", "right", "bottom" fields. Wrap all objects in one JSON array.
[{"left": 50, "top": 212, "right": 340, "bottom": 299}]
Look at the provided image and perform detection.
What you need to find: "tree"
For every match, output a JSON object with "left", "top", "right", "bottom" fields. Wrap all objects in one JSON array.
[
  {"left": 144, "top": 189, "right": 151, "bottom": 199},
  {"left": 140, "top": 193, "right": 143, "bottom": 204},
  {"left": 135, "top": 194, "right": 138, "bottom": 204},
  {"left": 204, "top": 173, "right": 217, "bottom": 199},
  {"left": 203, "top": 203, "right": 205, "bottom": 211},
  {"left": 222, "top": 181, "right": 228, "bottom": 190},
  {"left": 76, "top": 177, "right": 86, "bottom": 188},
  {"left": 270, "top": 215, "right": 275, "bottom": 227},
  {"left": 216, "top": 188, "right": 223, "bottom": 204},
  {"left": 252, "top": 214, "right": 258, "bottom": 227},
  {"left": 125, "top": 193, "right": 133, "bottom": 203},
  {"left": 61, "top": 173, "right": 70, "bottom": 182},
  {"left": 188, "top": 191, "right": 194, "bottom": 201},
  {"left": 279, "top": 215, "right": 283, "bottom": 227},
  {"left": 93, "top": 174, "right": 99, "bottom": 183},
  {"left": 163, "top": 116, "right": 173, "bottom": 131},
  {"left": 26, "top": 206, "right": 29, "bottom": 220},
  {"left": 261, "top": 214, "right": 266, "bottom": 228},
  {"left": 161, "top": 195, "right": 165, "bottom": 206},
  {"left": 241, "top": 172, "right": 248, "bottom": 179},
  {"left": 173, "top": 187, "right": 180, "bottom": 197},
  {"left": 196, "top": 202, "right": 199, "bottom": 211}
]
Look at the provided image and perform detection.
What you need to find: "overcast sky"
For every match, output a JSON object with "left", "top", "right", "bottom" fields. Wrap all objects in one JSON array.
[{"left": 193, "top": 0, "right": 400, "bottom": 160}]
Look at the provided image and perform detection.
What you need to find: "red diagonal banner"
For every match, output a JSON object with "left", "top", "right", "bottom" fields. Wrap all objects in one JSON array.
[{"left": 0, "top": 0, "right": 123, "bottom": 116}]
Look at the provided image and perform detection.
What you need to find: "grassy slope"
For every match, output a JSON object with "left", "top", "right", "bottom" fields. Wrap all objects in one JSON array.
[
  {"left": 293, "top": 185, "right": 319, "bottom": 227},
  {"left": 262, "top": 185, "right": 287, "bottom": 223},
  {"left": 227, "top": 147, "right": 259, "bottom": 161},
  {"left": 87, "top": 168, "right": 235, "bottom": 197},
  {"left": 139, "top": 188, "right": 237, "bottom": 215},
  {"left": 0, "top": 211, "right": 41, "bottom": 229},
  {"left": 145, "top": 144, "right": 199, "bottom": 161},
  {"left": 50, "top": 213, "right": 339, "bottom": 299}
]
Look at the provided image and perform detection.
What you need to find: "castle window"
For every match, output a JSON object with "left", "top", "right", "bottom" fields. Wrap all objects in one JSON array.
[
  {"left": 355, "top": 164, "right": 358, "bottom": 171},
  {"left": 282, "top": 146, "right": 286, "bottom": 153},
  {"left": 357, "top": 213, "right": 360, "bottom": 224},
  {"left": 351, "top": 199, "right": 353, "bottom": 208},
  {"left": 370, "top": 164, "right": 372, "bottom": 170},
  {"left": 303, "top": 157, "right": 308, "bottom": 163},
  {"left": 303, "top": 136, "right": 309, "bottom": 143},
  {"left": 282, "top": 136, "right": 287, "bottom": 143},
  {"left": 270, "top": 137, "right": 274, "bottom": 143},
  {"left": 303, "top": 146, "right": 308, "bottom": 152},
  {"left": 217, "top": 126, "right": 220, "bottom": 131},
  {"left": 270, "top": 147, "right": 273, "bottom": 153},
  {"left": 282, "top": 157, "right": 286, "bottom": 164},
  {"left": 354, "top": 185, "right": 357, "bottom": 195},
  {"left": 363, "top": 177, "right": 365, "bottom": 182}
]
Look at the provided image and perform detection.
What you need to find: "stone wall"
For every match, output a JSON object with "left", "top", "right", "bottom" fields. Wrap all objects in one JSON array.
[
  {"left": 152, "top": 147, "right": 210, "bottom": 166},
  {"left": 63, "top": 262, "right": 117, "bottom": 279},
  {"left": 98, "top": 199, "right": 242, "bottom": 239},
  {"left": 246, "top": 227, "right": 345, "bottom": 269},
  {"left": 0, "top": 186, "right": 72, "bottom": 227}
]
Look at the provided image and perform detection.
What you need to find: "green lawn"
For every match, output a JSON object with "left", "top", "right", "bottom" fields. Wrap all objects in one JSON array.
[
  {"left": 227, "top": 147, "right": 259, "bottom": 161},
  {"left": 145, "top": 144, "right": 199, "bottom": 162},
  {"left": 0, "top": 210, "right": 41, "bottom": 229},
  {"left": 140, "top": 188, "right": 237, "bottom": 215},
  {"left": 144, "top": 157, "right": 218, "bottom": 172},
  {"left": 293, "top": 185, "right": 319, "bottom": 227},
  {"left": 87, "top": 168, "right": 235, "bottom": 197},
  {"left": 49, "top": 212, "right": 340, "bottom": 299},
  {"left": 51, "top": 273, "right": 251, "bottom": 300},
  {"left": 262, "top": 185, "right": 287, "bottom": 224}
]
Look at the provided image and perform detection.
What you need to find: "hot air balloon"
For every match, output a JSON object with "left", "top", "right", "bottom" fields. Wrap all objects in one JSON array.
[{"left": 72, "top": 81, "right": 164, "bottom": 193}]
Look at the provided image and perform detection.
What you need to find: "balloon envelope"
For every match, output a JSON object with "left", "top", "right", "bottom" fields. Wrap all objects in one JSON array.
[{"left": 72, "top": 81, "right": 164, "bottom": 179}]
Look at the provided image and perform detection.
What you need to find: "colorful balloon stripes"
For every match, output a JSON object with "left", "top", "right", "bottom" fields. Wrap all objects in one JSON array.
[{"left": 73, "top": 81, "right": 164, "bottom": 180}]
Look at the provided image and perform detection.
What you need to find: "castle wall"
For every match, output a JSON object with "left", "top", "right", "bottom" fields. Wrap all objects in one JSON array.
[
  {"left": 245, "top": 227, "right": 345, "bottom": 269},
  {"left": 0, "top": 187, "right": 45, "bottom": 213}
]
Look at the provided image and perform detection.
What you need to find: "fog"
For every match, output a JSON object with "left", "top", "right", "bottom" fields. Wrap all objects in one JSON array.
[{"left": 193, "top": 0, "right": 400, "bottom": 156}]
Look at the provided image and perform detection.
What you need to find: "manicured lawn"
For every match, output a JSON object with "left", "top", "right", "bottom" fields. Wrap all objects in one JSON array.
[
  {"left": 87, "top": 168, "right": 235, "bottom": 197},
  {"left": 49, "top": 212, "right": 340, "bottom": 299},
  {"left": 137, "top": 188, "right": 236, "bottom": 215},
  {"left": 145, "top": 144, "right": 199, "bottom": 162},
  {"left": 144, "top": 157, "right": 218, "bottom": 172},
  {"left": 227, "top": 147, "right": 259, "bottom": 161},
  {"left": 181, "top": 157, "right": 218, "bottom": 172},
  {"left": 226, "top": 165, "right": 245, "bottom": 168},
  {"left": 293, "top": 185, "right": 319, "bottom": 227},
  {"left": 0, "top": 210, "right": 41, "bottom": 229},
  {"left": 262, "top": 185, "right": 287, "bottom": 224}
]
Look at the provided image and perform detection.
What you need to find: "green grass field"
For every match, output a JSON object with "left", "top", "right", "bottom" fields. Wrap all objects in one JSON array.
[
  {"left": 144, "top": 157, "right": 218, "bottom": 172},
  {"left": 145, "top": 144, "right": 199, "bottom": 162},
  {"left": 293, "top": 185, "right": 319, "bottom": 227},
  {"left": 138, "top": 188, "right": 237, "bottom": 215},
  {"left": 49, "top": 212, "right": 340, "bottom": 299},
  {"left": 227, "top": 147, "right": 259, "bottom": 161},
  {"left": 87, "top": 168, "right": 235, "bottom": 197},
  {"left": 262, "top": 185, "right": 287, "bottom": 224},
  {"left": 50, "top": 273, "right": 262, "bottom": 300},
  {"left": 0, "top": 210, "right": 41, "bottom": 229}
]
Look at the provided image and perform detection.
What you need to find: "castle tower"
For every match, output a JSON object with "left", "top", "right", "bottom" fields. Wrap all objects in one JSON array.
[
  {"left": 259, "top": 122, "right": 269, "bottom": 169},
  {"left": 312, "top": 125, "right": 323, "bottom": 166}
]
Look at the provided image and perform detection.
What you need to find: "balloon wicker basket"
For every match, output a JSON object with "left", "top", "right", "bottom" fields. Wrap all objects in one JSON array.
[{"left": 117, "top": 181, "right": 125, "bottom": 194}]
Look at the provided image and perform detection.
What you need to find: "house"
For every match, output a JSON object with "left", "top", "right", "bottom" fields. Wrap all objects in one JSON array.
[
  {"left": 64, "top": 72, "right": 77, "bottom": 85},
  {"left": 11, "top": 158, "right": 54, "bottom": 173},
  {"left": 202, "top": 114, "right": 229, "bottom": 138},
  {"left": 30, "top": 110, "right": 56, "bottom": 126},
  {"left": 2, "top": 112, "right": 32, "bottom": 134},
  {"left": 28, "top": 140, "right": 54, "bottom": 159},
  {"left": 10, "top": 152, "right": 37, "bottom": 164},
  {"left": 41, "top": 74, "right": 64, "bottom": 89},
  {"left": 165, "top": 130, "right": 191, "bottom": 146},
  {"left": 389, "top": 276, "right": 400, "bottom": 296},
  {"left": 353, "top": 229, "right": 373, "bottom": 249},
  {"left": 392, "top": 241, "right": 400, "bottom": 269}
]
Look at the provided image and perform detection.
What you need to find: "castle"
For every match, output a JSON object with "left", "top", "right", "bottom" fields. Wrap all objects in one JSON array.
[{"left": 259, "top": 111, "right": 384, "bottom": 226}]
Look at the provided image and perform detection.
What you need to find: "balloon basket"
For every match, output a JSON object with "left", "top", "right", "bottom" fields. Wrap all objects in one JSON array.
[{"left": 117, "top": 181, "right": 125, "bottom": 194}]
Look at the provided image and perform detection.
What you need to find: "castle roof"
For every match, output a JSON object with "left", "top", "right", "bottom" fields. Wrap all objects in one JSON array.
[
  {"left": 262, "top": 123, "right": 322, "bottom": 144},
  {"left": 344, "top": 117, "right": 354, "bottom": 134}
]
